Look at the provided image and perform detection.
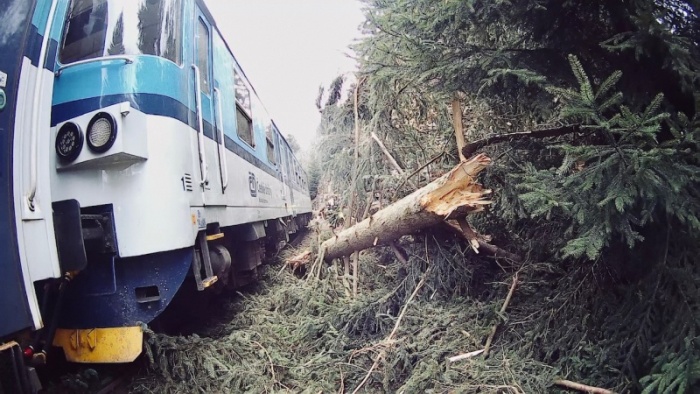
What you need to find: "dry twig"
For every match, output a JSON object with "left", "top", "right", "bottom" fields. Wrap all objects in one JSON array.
[
  {"left": 484, "top": 272, "right": 519, "bottom": 356},
  {"left": 553, "top": 379, "right": 615, "bottom": 394}
]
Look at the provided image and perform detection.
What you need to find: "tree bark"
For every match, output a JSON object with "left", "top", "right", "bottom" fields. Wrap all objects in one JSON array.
[{"left": 322, "top": 154, "right": 492, "bottom": 261}]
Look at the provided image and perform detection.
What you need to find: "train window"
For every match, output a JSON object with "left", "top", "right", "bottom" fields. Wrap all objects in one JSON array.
[
  {"left": 60, "top": 0, "right": 183, "bottom": 65},
  {"left": 236, "top": 105, "right": 254, "bottom": 147},
  {"left": 266, "top": 125, "right": 276, "bottom": 165},
  {"left": 234, "top": 69, "right": 252, "bottom": 115},
  {"left": 196, "top": 18, "right": 210, "bottom": 94}
]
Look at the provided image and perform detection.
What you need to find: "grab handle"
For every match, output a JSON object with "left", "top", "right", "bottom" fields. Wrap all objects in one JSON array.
[
  {"left": 191, "top": 64, "right": 208, "bottom": 186},
  {"left": 213, "top": 88, "right": 228, "bottom": 191}
]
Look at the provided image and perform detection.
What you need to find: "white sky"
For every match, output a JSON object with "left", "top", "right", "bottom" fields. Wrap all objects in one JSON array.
[{"left": 204, "top": 0, "right": 365, "bottom": 151}]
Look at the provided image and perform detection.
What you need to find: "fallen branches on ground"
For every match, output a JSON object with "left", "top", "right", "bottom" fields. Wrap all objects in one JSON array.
[{"left": 553, "top": 379, "right": 615, "bottom": 394}]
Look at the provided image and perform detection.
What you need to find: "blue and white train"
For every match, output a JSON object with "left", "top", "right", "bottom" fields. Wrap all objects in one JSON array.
[{"left": 0, "top": 0, "right": 312, "bottom": 390}]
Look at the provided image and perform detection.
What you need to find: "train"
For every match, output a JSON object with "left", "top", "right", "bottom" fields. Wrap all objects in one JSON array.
[{"left": 0, "top": 0, "right": 312, "bottom": 391}]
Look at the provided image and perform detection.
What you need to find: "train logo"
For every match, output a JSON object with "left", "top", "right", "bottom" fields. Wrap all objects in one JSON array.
[{"left": 249, "top": 172, "right": 258, "bottom": 197}]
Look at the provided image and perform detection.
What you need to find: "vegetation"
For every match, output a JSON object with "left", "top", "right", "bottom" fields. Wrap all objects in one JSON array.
[
  {"left": 310, "top": 0, "right": 700, "bottom": 391},
  {"left": 130, "top": 1, "right": 699, "bottom": 393}
]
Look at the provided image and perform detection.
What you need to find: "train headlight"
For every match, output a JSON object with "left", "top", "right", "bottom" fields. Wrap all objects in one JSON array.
[
  {"left": 55, "top": 122, "right": 84, "bottom": 163},
  {"left": 87, "top": 112, "right": 117, "bottom": 153}
]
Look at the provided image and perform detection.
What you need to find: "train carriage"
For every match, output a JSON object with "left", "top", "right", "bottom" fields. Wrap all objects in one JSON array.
[{"left": 0, "top": 0, "right": 312, "bottom": 390}]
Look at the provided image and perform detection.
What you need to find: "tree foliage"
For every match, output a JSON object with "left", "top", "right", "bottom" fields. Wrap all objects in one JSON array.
[{"left": 307, "top": 0, "right": 700, "bottom": 392}]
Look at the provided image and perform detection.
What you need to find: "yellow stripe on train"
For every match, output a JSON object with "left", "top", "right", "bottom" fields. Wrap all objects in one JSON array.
[{"left": 52, "top": 326, "right": 143, "bottom": 363}]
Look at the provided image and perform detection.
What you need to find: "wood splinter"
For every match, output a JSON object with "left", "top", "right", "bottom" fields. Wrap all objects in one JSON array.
[{"left": 284, "top": 250, "right": 312, "bottom": 271}]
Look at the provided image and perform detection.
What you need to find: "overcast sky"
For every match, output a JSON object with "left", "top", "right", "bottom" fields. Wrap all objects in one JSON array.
[{"left": 204, "top": 0, "right": 365, "bottom": 151}]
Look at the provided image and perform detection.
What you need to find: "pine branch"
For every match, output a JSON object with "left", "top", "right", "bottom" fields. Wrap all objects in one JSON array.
[{"left": 462, "top": 125, "right": 581, "bottom": 158}]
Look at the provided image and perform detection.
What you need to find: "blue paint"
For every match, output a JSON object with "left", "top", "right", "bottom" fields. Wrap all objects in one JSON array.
[
  {"left": 58, "top": 248, "right": 194, "bottom": 328},
  {"left": 51, "top": 93, "right": 192, "bottom": 128},
  {"left": 48, "top": 0, "right": 70, "bottom": 42},
  {"left": 30, "top": 0, "right": 52, "bottom": 33},
  {"left": 52, "top": 57, "right": 189, "bottom": 107},
  {"left": 0, "top": 0, "right": 38, "bottom": 338}
]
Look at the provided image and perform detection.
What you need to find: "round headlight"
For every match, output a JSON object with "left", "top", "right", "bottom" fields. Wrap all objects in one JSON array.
[
  {"left": 86, "top": 112, "right": 117, "bottom": 153},
  {"left": 55, "top": 122, "right": 84, "bottom": 163}
]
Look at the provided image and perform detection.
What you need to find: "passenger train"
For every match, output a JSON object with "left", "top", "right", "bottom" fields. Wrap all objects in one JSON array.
[{"left": 0, "top": 0, "right": 312, "bottom": 390}]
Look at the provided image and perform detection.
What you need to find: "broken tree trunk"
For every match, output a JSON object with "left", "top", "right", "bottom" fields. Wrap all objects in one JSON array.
[{"left": 322, "top": 154, "right": 492, "bottom": 261}]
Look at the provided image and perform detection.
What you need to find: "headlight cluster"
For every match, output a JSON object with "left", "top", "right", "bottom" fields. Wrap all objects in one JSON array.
[{"left": 56, "top": 112, "right": 117, "bottom": 163}]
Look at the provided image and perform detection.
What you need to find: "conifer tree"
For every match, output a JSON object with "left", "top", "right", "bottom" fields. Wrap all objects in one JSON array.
[{"left": 345, "top": 0, "right": 700, "bottom": 391}]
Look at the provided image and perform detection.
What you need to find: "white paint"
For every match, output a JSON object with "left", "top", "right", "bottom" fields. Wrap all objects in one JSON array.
[
  {"left": 26, "top": 0, "right": 59, "bottom": 215},
  {"left": 0, "top": 70, "right": 7, "bottom": 88},
  {"left": 51, "top": 108, "right": 312, "bottom": 259},
  {"left": 13, "top": 58, "right": 62, "bottom": 330}
]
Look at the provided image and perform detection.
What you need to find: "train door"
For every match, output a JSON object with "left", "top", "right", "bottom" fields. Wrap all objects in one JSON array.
[{"left": 193, "top": 7, "right": 226, "bottom": 205}]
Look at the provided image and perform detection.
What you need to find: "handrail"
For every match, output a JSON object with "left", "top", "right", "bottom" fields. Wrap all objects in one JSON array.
[
  {"left": 191, "top": 64, "right": 208, "bottom": 186},
  {"left": 55, "top": 55, "right": 134, "bottom": 77},
  {"left": 26, "top": 0, "right": 59, "bottom": 213},
  {"left": 214, "top": 88, "right": 228, "bottom": 191}
]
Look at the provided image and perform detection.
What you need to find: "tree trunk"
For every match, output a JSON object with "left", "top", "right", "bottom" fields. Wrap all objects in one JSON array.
[{"left": 322, "top": 154, "right": 492, "bottom": 260}]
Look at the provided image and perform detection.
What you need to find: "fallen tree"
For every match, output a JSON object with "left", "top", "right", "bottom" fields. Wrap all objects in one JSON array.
[{"left": 322, "top": 154, "right": 492, "bottom": 261}]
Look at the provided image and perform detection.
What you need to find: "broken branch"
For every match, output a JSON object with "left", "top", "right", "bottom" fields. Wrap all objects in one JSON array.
[
  {"left": 452, "top": 93, "right": 467, "bottom": 162},
  {"left": 484, "top": 272, "right": 519, "bottom": 356},
  {"left": 553, "top": 379, "right": 615, "bottom": 394},
  {"left": 371, "top": 131, "right": 404, "bottom": 174},
  {"left": 444, "top": 221, "right": 523, "bottom": 263},
  {"left": 462, "top": 125, "right": 580, "bottom": 158}
]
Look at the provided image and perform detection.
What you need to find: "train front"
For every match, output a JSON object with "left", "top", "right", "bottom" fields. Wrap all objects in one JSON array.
[{"left": 49, "top": 0, "right": 202, "bottom": 363}]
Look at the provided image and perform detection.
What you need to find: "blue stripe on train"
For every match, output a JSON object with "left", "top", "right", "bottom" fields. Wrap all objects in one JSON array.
[{"left": 50, "top": 93, "right": 293, "bottom": 183}]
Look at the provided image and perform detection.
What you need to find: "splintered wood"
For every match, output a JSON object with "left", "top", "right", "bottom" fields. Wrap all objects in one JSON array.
[
  {"left": 322, "top": 154, "right": 492, "bottom": 261},
  {"left": 284, "top": 250, "right": 312, "bottom": 271}
]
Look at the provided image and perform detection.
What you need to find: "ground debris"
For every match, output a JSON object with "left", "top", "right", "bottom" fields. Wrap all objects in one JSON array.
[{"left": 127, "top": 232, "right": 572, "bottom": 393}]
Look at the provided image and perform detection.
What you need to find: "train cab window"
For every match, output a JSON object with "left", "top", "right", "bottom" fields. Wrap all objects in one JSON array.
[
  {"left": 60, "top": 0, "right": 183, "bottom": 65},
  {"left": 234, "top": 69, "right": 254, "bottom": 147},
  {"left": 266, "top": 125, "right": 276, "bottom": 165},
  {"left": 196, "top": 18, "right": 210, "bottom": 94}
]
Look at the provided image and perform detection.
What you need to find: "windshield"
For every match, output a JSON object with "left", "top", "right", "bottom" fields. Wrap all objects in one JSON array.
[{"left": 59, "top": 0, "right": 182, "bottom": 65}]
